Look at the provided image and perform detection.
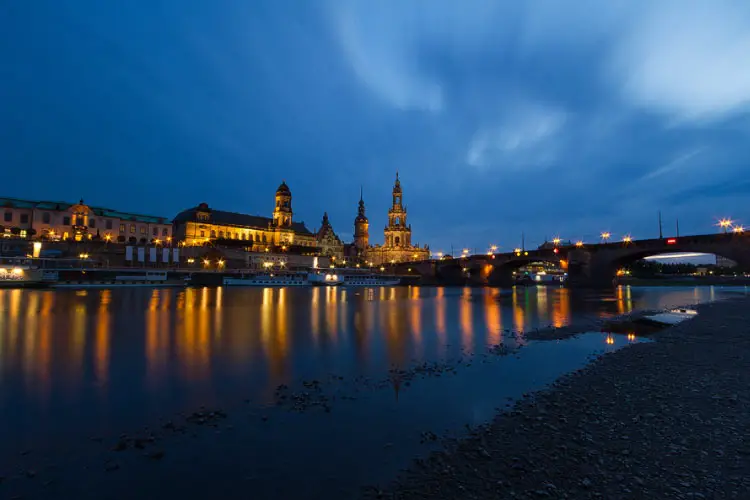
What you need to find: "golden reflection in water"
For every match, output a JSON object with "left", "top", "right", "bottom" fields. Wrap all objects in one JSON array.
[
  {"left": 9, "top": 289, "right": 22, "bottom": 355},
  {"left": 311, "top": 287, "right": 320, "bottom": 339},
  {"left": 214, "top": 286, "right": 223, "bottom": 337},
  {"left": 146, "top": 289, "right": 166, "bottom": 382},
  {"left": 325, "top": 287, "right": 338, "bottom": 340},
  {"left": 35, "top": 292, "right": 54, "bottom": 400},
  {"left": 264, "top": 288, "right": 290, "bottom": 382},
  {"left": 379, "top": 287, "right": 386, "bottom": 302},
  {"left": 384, "top": 293, "right": 408, "bottom": 367},
  {"left": 435, "top": 287, "right": 446, "bottom": 355},
  {"left": 70, "top": 293, "right": 87, "bottom": 382},
  {"left": 409, "top": 287, "right": 423, "bottom": 357},
  {"left": 460, "top": 287, "right": 473, "bottom": 351},
  {"left": 23, "top": 292, "right": 39, "bottom": 379},
  {"left": 537, "top": 285, "right": 549, "bottom": 325},
  {"left": 94, "top": 290, "right": 111, "bottom": 386},
  {"left": 484, "top": 288, "right": 502, "bottom": 345},
  {"left": 616, "top": 286, "right": 633, "bottom": 315},
  {"left": 178, "top": 287, "right": 211, "bottom": 381},
  {"left": 551, "top": 288, "right": 571, "bottom": 328},
  {"left": 512, "top": 287, "right": 525, "bottom": 332}
]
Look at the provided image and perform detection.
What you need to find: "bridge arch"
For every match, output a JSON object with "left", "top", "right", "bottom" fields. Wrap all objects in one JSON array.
[{"left": 579, "top": 235, "right": 750, "bottom": 287}]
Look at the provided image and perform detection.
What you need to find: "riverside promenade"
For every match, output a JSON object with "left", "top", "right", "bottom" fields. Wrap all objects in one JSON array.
[{"left": 370, "top": 296, "right": 750, "bottom": 499}]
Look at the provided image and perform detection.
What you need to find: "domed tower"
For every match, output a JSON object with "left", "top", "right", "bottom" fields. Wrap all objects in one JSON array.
[
  {"left": 384, "top": 172, "right": 410, "bottom": 248},
  {"left": 273, "top": 181, "right": 293, "bottom": 228},
  {"left": 354, "top": 186, "right": 369, "bottom": 251}
]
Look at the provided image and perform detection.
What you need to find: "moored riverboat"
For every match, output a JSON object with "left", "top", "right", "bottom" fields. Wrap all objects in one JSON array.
[
  {"left": 307, "top": 271, "right": 343, "bottom": 286},
  {"left": 0, "top": 265, "right": 46, "bottom": 288},
  {"left": 46, "top": 269, "right": 188, "bottom": 288},
  {"left": 223, "top": 271, "right": 308, "bottom": 286},
  {"left": 340, "top": 273, "right": 401, "bottom": 286}
]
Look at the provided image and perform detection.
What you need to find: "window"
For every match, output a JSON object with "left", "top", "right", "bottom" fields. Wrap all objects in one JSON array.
[
  {"left": 106, "top": 220, "right": 113, "bottom": 230},
  {"left": 20, "top": 230, "right": 27, "bottom": 238},
  {"left": 89, "top": 218, "right": 96, "bottom": 229},
  {"left": 20, "top": 214, "right": 29, "bottom": 224},
  {"left": 63, "top": 216, "right": 71, "bottom": 226},
  {"left": 153, "top": 227, "right": 158, "bottom": 236},
  {"left": 200, "top": 230, "right": 206, "bottom": 237},
  {"left": 130, "top": 224, "right": 136, "bottom": 234},
  {"left": 211, "top": 230, "right": 216, "bottom": 238},
  {"left": 140, "top": 226, "right": 146, "bottom": 235},
  {"left": 42, "top": 212, "right": 51, "bottom": 223},
  {"left": 162, "top": 228, "right": 168, "bottom": 236},
  {"left": 4, "top": 212, "right": 12, "bottom": 222},
  {"left": 120, "top": 223, "right": 126, "bottom": 233},
  {"left": 219, "top": 231, "right": 224, "bottom": 238}
]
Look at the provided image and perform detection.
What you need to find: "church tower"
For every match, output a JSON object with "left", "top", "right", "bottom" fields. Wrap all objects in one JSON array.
[
  {"left": 354, "top": 186, "right": 369, "bottom": 251},
  {"left": 273, "top": 181, "right": 293, "bottom": 228},
  {"left": 384, "top": 172, "right": 411, "bottom": 248}
]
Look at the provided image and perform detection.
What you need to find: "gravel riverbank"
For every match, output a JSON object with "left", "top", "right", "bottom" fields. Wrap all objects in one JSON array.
[{"left": 367, "top": 296, "right": 750, "bottom": 499}]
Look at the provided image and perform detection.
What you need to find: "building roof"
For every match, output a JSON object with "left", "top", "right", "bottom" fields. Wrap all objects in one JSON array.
[
  {"left": 0, "top": 197, "right": 169, "bottom": 224},
  {"left": 173, "top": 204, "right": 313, "bottom": 235},
  {"left": 276, "top": 181, "right": 291, "bottom": 195}
]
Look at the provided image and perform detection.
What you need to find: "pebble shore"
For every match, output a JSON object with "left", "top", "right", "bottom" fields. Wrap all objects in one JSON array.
[{"left": 367, "top": 296, "right": 750, "bottom": 499}]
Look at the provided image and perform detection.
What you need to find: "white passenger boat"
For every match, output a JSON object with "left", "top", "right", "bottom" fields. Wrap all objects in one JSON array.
[
  {"left": 223, "top": 272, "right": 308, "bottom": 286},
  {"left": 307, "top": 271, "right": 343, "bottom": 286}
]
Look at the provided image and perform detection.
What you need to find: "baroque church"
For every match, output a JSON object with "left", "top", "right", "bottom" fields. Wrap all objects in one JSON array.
[{"left": 315, "top": 173, "right": 430, "bottom": 265}]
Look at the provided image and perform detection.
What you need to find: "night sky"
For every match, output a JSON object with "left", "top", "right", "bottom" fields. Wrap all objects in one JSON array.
[{"left": 2, "top": 1, "right": 749, "bottom": 253}]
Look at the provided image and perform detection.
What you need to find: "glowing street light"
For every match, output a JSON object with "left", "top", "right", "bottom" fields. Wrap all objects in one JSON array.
[
  {"left": 718, "top": 218, "right": 733, "bottom": 233},
  {"left": 622, "top": 235, "right": 632, "bottom": 244},
  {"left": 552, "top": 237, "right": 561, "bottom": 246},
  {"left": 575, "top": 241, "right": 584, "bottom": 248},
  {"left": 490, "top": 244, "right": 498, "bottom": 252},
  {"left": 601, "top": 232, "right": 611, "bottom": 242},
  {"left": 733, "top": 225, "right": 745, "bottom": 234}
]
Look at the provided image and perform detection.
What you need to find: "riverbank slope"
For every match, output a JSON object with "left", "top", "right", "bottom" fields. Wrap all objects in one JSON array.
[{"left": 370, "top": 296, "right": 750, "bottom": 499}]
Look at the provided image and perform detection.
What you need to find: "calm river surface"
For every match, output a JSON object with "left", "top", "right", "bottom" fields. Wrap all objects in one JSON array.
[{"left": 0, "top": 285, "right": 738, "bottom": 498}]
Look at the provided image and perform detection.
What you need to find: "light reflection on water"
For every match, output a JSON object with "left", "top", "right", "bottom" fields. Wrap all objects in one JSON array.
[
  {"left": 0, "top": 285, "right": 737, "bottom": 498},
  {"left": 0, "top": 285, "right": 729, "bottom": 410}
]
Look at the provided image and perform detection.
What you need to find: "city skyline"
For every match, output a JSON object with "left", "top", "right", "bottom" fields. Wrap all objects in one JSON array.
[{"left": 2, "top": 1, "right": 749, "bottom": 252}]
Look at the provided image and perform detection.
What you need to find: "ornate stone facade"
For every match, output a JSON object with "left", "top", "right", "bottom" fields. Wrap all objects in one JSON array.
[
  {"left": 0, "top": 197, "right": 171, "bottom": 243},
  {"left": 316, "top": 212, "right": 344, "bottom": 260},
  {"left": 362, "top": 173, "right": 430, "bottom": 265},
  {"left": 173, "top": 181, "right": 317, "bottom": 250}
]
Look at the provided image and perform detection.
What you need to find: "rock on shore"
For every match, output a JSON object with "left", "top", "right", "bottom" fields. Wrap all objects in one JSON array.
[{"left": 367, "top": 297, "right": 750, "bottom": 499}]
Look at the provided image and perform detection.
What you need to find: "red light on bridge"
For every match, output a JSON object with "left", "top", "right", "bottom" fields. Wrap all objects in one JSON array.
[
  {"left": 553, "top": 248, "right": 559, "bottom": 254},
  {"left": 666, "top": 238, "right": 677, "bottom": 245}
]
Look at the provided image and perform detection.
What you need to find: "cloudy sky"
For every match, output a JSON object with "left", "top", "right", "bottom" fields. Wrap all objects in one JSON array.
[{"left": 2, "top": 0, "right": 749, "bottom": 253}]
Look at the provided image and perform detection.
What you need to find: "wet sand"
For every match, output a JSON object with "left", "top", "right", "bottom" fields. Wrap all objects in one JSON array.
[{"left": 367, "top": 296, "right": 750, "bottom": 499}]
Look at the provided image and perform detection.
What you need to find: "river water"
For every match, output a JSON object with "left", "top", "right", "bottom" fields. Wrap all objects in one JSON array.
[{"left": 0, "top": 285, "right": 737, "bottom": 498}]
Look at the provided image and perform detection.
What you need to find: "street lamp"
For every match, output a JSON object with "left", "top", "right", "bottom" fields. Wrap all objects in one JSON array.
[
  {"left": 601, "top": 232, "right": 611, "bottom": 243},
  {"left": 575, "top": 241, "right": 584, "bottom": 248},
  {"left": 733, "top": 225, "right": 744, "bottom": 234},
  {"left": 552, "top": 237, "right": 561, "bottom": 246},
  {"left": 718, "top": 218, "right": 733, "bottom": 233},
  {"left": 622, "top": 235, "right": 632, "bottom": 244}
]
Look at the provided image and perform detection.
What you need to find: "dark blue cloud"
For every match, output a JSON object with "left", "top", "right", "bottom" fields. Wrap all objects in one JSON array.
[{"left": 1, "top": 0, "right": 749, "bottom": 252}]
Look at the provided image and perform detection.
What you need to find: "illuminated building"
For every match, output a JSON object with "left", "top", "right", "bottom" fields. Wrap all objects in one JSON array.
[
  {"left": 316, "top": 212, "right": 344, "bottom": 261},
  {"left": 173, "top": 181, "right": 316, "bottom": 250},
  {"left": 362, "top": 173, "right": 430, "bottom": 265},
  {"left": 0, "top": 197, "right": 171, "bottom": 243}
]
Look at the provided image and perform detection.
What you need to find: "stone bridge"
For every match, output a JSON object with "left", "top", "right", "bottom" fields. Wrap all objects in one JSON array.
[{"left": 394, "top": 233, "right": 750, "bottom": 288}]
